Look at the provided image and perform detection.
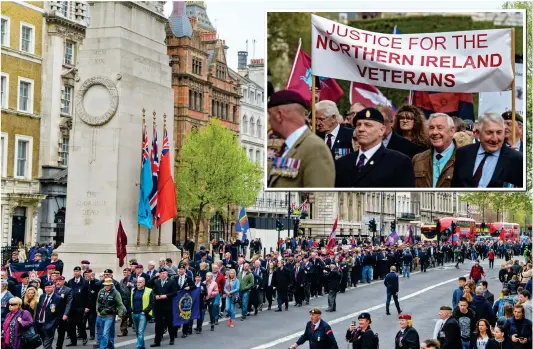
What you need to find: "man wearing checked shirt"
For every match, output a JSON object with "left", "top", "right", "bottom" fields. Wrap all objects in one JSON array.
[{"left": 451, "top": 112, "right": 523, "bottom": 188}]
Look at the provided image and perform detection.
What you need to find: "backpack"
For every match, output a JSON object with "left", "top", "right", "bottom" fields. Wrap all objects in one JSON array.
[{"left": 497, "top": 296, "right": 515, "bottom": 317}]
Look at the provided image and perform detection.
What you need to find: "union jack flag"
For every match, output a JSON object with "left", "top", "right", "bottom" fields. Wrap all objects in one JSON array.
[
  {"left": 300, "top": 199, "right": 308, "bottom": 212},
  {"left": 141, "top": 124, "right": 149, "bottom": 165},
  {"left": 156, "top": 128, "right": 170, "bottom": 223},
  {"left": 149, "top": 126, "right": 159, "bottom": 223}
]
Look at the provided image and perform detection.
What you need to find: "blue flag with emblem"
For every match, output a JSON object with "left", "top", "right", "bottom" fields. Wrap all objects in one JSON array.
[{"left": 173, "top": 288, "right": 201, "bottom": 326}]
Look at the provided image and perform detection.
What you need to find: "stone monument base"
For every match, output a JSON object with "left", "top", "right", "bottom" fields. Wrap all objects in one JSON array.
[{"left": 55, "top": 243, "right": 181, "bottom": 274}]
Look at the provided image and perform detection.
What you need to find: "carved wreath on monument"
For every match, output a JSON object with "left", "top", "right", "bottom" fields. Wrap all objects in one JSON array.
[{"left": 75, "top": 76, "right": 119, "bottom": 126}]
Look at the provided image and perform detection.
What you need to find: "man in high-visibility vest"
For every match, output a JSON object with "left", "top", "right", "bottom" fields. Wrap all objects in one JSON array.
[{"left": 130, "top": 277, "right": 155, "bottom": 349}]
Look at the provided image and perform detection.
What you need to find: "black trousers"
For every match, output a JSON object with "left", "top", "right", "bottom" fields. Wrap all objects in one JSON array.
[
  {"left": 303, "top": 282, "right": 311, "bottom": 302},
  {"left": 154, "top": 306, "right": 175, "bottom": 343},
  {"left": 421, "top": 259, "right": 427, "bottom": 272},
  {"left": 294, "top": 284, "right": 304, "bottom": 305},
  {"left": 38, "top": 324, "right": 56, "bottom": 349},
  {"left": 56, "top": 318, "right": 68, "bottom": 349},
  {"left": 265, "top": 286, "right": 274, "bottom": 307},
  {"left": 489, "top": 259, "right": 494, "bottom": 268},
  {"left": 386, "top": 291, "right": 401, "bottom": 314},
  {"left": 67, "top": 308, "right": 86, "bottom": 344}
]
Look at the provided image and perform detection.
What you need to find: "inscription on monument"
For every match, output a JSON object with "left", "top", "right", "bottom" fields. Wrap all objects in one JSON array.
[{"left": 76, "top": 191, "right": 108, "bottom": 217}]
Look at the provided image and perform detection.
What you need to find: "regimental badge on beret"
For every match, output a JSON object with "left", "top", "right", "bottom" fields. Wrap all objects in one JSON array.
[
  {"left": 358, "top": 312, "right": 372, "bottom": 321},
  {"left": 309, "top": 308, "right": 322, "bottom": 315},
  {"left": 366, "top": 110, "right": 371, "bottom": 118}
]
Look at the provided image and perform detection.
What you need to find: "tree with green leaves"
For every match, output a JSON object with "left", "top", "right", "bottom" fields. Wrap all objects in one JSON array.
[{"left": 176, "top": 119, "right": 263, "bottom": 246}]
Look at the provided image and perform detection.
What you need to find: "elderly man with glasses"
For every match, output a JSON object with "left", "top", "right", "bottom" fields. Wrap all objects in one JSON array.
[{"left": 316, "top": 100, "right": 354, "bottom": 161}]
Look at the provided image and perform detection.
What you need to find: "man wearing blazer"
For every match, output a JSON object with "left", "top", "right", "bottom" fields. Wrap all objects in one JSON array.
[
  {"left": 174, "top": 265, "right": 196, "bottom": 338},
  {"left": 436, "top": 305, "right": 462, "bottom": 349},
  {"left": 267, "top": 90, "right": 334, "bottom": 188},
  {"left": 54, "top": 275, "right": 73, "bottom": 349},
  {"left": 36, "top": 281, "right": 62, "bottom": 349},
  {"left": 452, "top": 112, "right": 523, "bottom": 188},
  {"left": 503, "top": 111, "right": 524, "bottom": 153},
  {"left": 335, "top": 108, "right": 415, "bottom": 188},
  {"left": 413, "top": 113, "right": 457, "bottom": 188},
  {"left": 316, "top": 100, "right": 354, "bottom": 160},
  {"left": 380, "top": 105, "right": 424, "bottom": 159},
  {"left": 151, "top": 270, "right": 177, "bottom": 347}
]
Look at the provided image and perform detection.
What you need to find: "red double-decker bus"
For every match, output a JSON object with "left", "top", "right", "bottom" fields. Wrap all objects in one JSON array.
[
  {"left": 436, "top": 217, "right": 476, "bottom": 243},
  {"left": 421, "top": 224, "right": 437, "bottom": 240},
  {"left": 489, "top": 222, "right": 520, "bottom": 241}
]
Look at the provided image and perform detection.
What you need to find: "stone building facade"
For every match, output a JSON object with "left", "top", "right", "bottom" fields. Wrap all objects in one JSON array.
[
  {"left": 1, "top": 1, "right": 47, "bottom": 246},
  {"left": 166, "top": 1, "right": 241, "bottom": 245},
  {"left": 37, "top": 1, "right": 88, "bottom": 245}
]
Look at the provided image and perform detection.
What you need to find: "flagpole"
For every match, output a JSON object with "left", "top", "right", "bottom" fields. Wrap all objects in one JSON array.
[
  {"left": 286, "top": 38, "right": 302, "bottom": 89},
  {"left": 311, "top": 76, "right": 316, "bottom": 133},
  {"left": 147, "top": 110, "right": 156, "bottom": 247},
  {"left": 137, "top": 108, "right": 145, "bottom": 247},
  {"left": 511, "top": 28, "right": 516, "bottom": 147}
]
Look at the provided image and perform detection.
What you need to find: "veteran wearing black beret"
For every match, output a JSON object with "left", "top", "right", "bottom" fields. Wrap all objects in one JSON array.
[
  {"left": 502, "top": 110, "right": 523, "bottom": 153},
  {"left": 291, "top": 308, "right": 339, "bottom": 349},
  {"left": 267, "top": 90, "right": 335, "bottom": 188},
  {"left": 334, "top": 108, "right": 416, "bottom": 188}
]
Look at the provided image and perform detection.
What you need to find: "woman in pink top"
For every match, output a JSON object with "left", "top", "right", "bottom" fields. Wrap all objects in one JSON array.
[{"left": 205, "top": 272, "right": 220, "bottom": 331}]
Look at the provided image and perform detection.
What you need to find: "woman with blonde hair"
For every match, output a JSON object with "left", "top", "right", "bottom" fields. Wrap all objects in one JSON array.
[
  {"left": 224, "top": 269, "right": 240, "bottom": 328},
  {"left": 393, "top": 105, "right": 430, "bottom": 150},
  {"left": 1, "top": 296, "right": 34, "bottom": 349},
  {"left": 394, "top": 313, "right": 420, "bottom": 349},
  {"left": 21, "top": 286, "right": 39, "bottom": 320}
]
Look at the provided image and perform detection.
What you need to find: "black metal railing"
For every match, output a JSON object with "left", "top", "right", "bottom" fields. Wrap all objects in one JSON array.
[{"left": 254, "top": 198, "right": 288, "bottom": 209}]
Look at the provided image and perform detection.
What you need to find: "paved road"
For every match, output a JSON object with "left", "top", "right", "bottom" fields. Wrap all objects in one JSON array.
[{"left": 80, "top": 257, "right": 512, "bottom": 349}]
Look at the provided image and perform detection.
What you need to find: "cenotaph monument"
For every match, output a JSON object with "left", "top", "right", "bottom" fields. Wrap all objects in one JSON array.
[{"left": 56, "top": 1, "right": 179, "bottom": 273}]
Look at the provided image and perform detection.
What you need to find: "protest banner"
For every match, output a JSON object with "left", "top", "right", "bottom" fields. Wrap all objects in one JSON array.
[
  {"left": 172, "top": 288, "right": 201, "bottom": 326},
  {"left": 9, "top": 261, "right": 50, "bottom": 282},
  {"left": 479, "top": 63, "right": 524, "bottom": 117},
  {"left": 311, "top": 14, "right": 514, "bottom": 93}
]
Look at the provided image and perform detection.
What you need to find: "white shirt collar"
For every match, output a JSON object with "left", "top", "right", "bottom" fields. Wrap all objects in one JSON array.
[
  {"left": 327, "top": 124, "right": 340, "bottom": 138},
  {"left": 284, "top": 125, "right": 308, "bottom": 156},
  {"left": 358, "top": 143, "right": 382, "bottom": 164},
  {"left": 0, "top": 290, "right": 6, "bottom": 299},
  {"left": 383, "top": 131, "right": 393, "bottom": 147},
  {"left": 313, "top": 319, "right": 321, "bottom": 330}
]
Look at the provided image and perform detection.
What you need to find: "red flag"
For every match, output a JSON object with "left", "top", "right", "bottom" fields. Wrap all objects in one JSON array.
[
  {"left": 116, "top": 219, "right": 127, "bottom": 267},
  {"left": 155, "top": 126, "right": 177, "bottom": 227},
  {"left": 349, "top": 82, "right": 394, "bottom": 108},
  {"left": 499, "top": 228, "right": 506, "bottom": 241},
  {"left": 286, "top": 40, "right": 343, "bottom": 103},
  {"left": 326, "top": 216, "right": 338, "bottom": 250},
  {"left": 413, "top": 92, "right": 474, "bottom": 118}
]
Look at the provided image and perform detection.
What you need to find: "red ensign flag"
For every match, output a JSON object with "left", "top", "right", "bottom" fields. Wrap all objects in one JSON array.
[{"left": 156, "top": 126, "right": 177, "bottom": 227}]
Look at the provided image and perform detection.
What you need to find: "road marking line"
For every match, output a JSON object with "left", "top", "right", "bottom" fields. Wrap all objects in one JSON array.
[{"left": 249, "top": 273, "right": 467, "bottom": 349}]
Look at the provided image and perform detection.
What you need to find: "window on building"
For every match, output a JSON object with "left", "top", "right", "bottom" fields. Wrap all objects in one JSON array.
[
  {"left": 225, "top": 104, "right": 229, "bottom": 121},
  {"left": 1, "top": 74, "right": 7, "bottom": 108},
  {"left": 216, "top": 64, "right": 227, "bottom": 80},
  {"left": 192, "top": 57, "right": 202, "bottom": 75},
  {"left": 1, "top": 16, "right": 9, "bottom": 47},
  {"left": 193, "top": 92, "right": 197, "bottom": 111},
  {"left": 64, "top": 41, "right": 74, "bottom": 65},
  {"left": 60, "top": 138, "right": 69, "bottom": 167},
  {"left": 256, "top": 119, "right": 262, "bottom": 138},
  {"left": 256, "top": 150, "right": 260, "bottom": 164},
  {"left": 198, "top": 93, "right": 203, "bottom": 112},
  {"left": 243, "top": 115, "right": 248, "bottom": 133},
  {"left": 61, "top": 86, "right": 72, "bottom": 115},
  {"left": 248, "top": 149, "right": 253, "bottom": 161},
  {"left": 18, "top": 78, "right": 33, "bottom": 113},
  {"left": 189, "top": 90, "right": 193, "bottom": 110},
  {"left": 233, "top": 106, "right": 237, "bottom": 122},
  {"left": 61, "top": 1, "right": 69, "bottom": 17},
  {"left": 15, "top": 136, "right": 32, "bottom": 179},
  {"left": 0, "top": 133, "right": 7, "bottom": 177},
  {"left": 20, "top": 23, "right": 34, "bottom": 54},
  {"left": 211, "top": 100, "right": 215, "bottom": 116},
  {"left": 250, "top": 118, "right": 255, "bottom": 136}
]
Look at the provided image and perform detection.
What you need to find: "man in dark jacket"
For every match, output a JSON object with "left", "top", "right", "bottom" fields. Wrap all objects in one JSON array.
[
  {"left": 508, "top": 304, "right": 532, "bottom": 349},
  {"left": 345, "top": 312, "right": 378, "bottom": 349},
  {"left": 54, "top": 275, "right": 73, "bottom": 349},
  {"left": 325, "top": 265, "right": 341, "bottom": 312},
  {"left": 292, "top": 308, "right": 339, "bottom": 349},
  {"left": 453, "top": 298, "right": 477, "bottom": 348},
  {"left": 66, "top": 266, "right": 89, "bottom": 346},
  {"left": 437, "top": 306, "right": 462, "bottom": 349},
  {"left": 472, "top": 286, "right": 496, "bottom": 326},
  {"left": 273, "top": 260, "right": 291, "bottom": 312},
  {"left": 384, "top": 266, "right": 402, "bottom": 315}
]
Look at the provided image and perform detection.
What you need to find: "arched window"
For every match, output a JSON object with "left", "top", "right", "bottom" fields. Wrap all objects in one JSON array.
[
  {"left": 209, "top": 213, "right": 224, "bottom": 242},
  {"left": 211, "top": 100, "right": 215, "bottom": 116},
  {"left": 193, "top": 92, "right": 197, "bottom": 111},
  {"left": 248, "top": 149, "right": 253, "bottom": 161},
  {"left": 243, "top": 115, "right": 248, "bottom": 133},
  {"left": 226, "top": 104, "right": 229, "bottom": 121},
  {"left": 256, "top": 150, "right": 260, "bottom": 164},
  {"left": 250, "top": 117, "right": 255, "bottom": 136},
  {"left": 256, "top": 118, "right": 262, "bottom": 138}
]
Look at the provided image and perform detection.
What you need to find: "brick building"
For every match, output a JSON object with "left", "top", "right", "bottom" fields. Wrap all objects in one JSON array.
[{"left": 166, "top": 1, "right": 241, "bottom": 245}]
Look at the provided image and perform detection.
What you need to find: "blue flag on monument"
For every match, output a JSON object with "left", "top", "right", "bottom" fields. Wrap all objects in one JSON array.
[
  {"left": 173, "top": 288, "right": 201, "bottom": 326},
  {"left": 138, "top": 123, "right": 153, "bottom": 230}
]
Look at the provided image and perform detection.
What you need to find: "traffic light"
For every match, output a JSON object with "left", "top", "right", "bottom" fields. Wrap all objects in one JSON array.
[
  {"left": 368, "top": 219, "right": 377, "bottom": 233},
  {"left": 391, "top": 221, "right": 396, "bottom": 232},
  {"left": 276, "top": 219, "right": 283, "bottom": 231}
]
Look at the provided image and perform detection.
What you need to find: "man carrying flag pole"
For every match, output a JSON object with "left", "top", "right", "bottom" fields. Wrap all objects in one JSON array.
[
  {"left": 155, "top": 114, "right": 177, "bottom": 244},
  {"left": 138, "top": 112, "right": 153, "bottom": 239}
]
